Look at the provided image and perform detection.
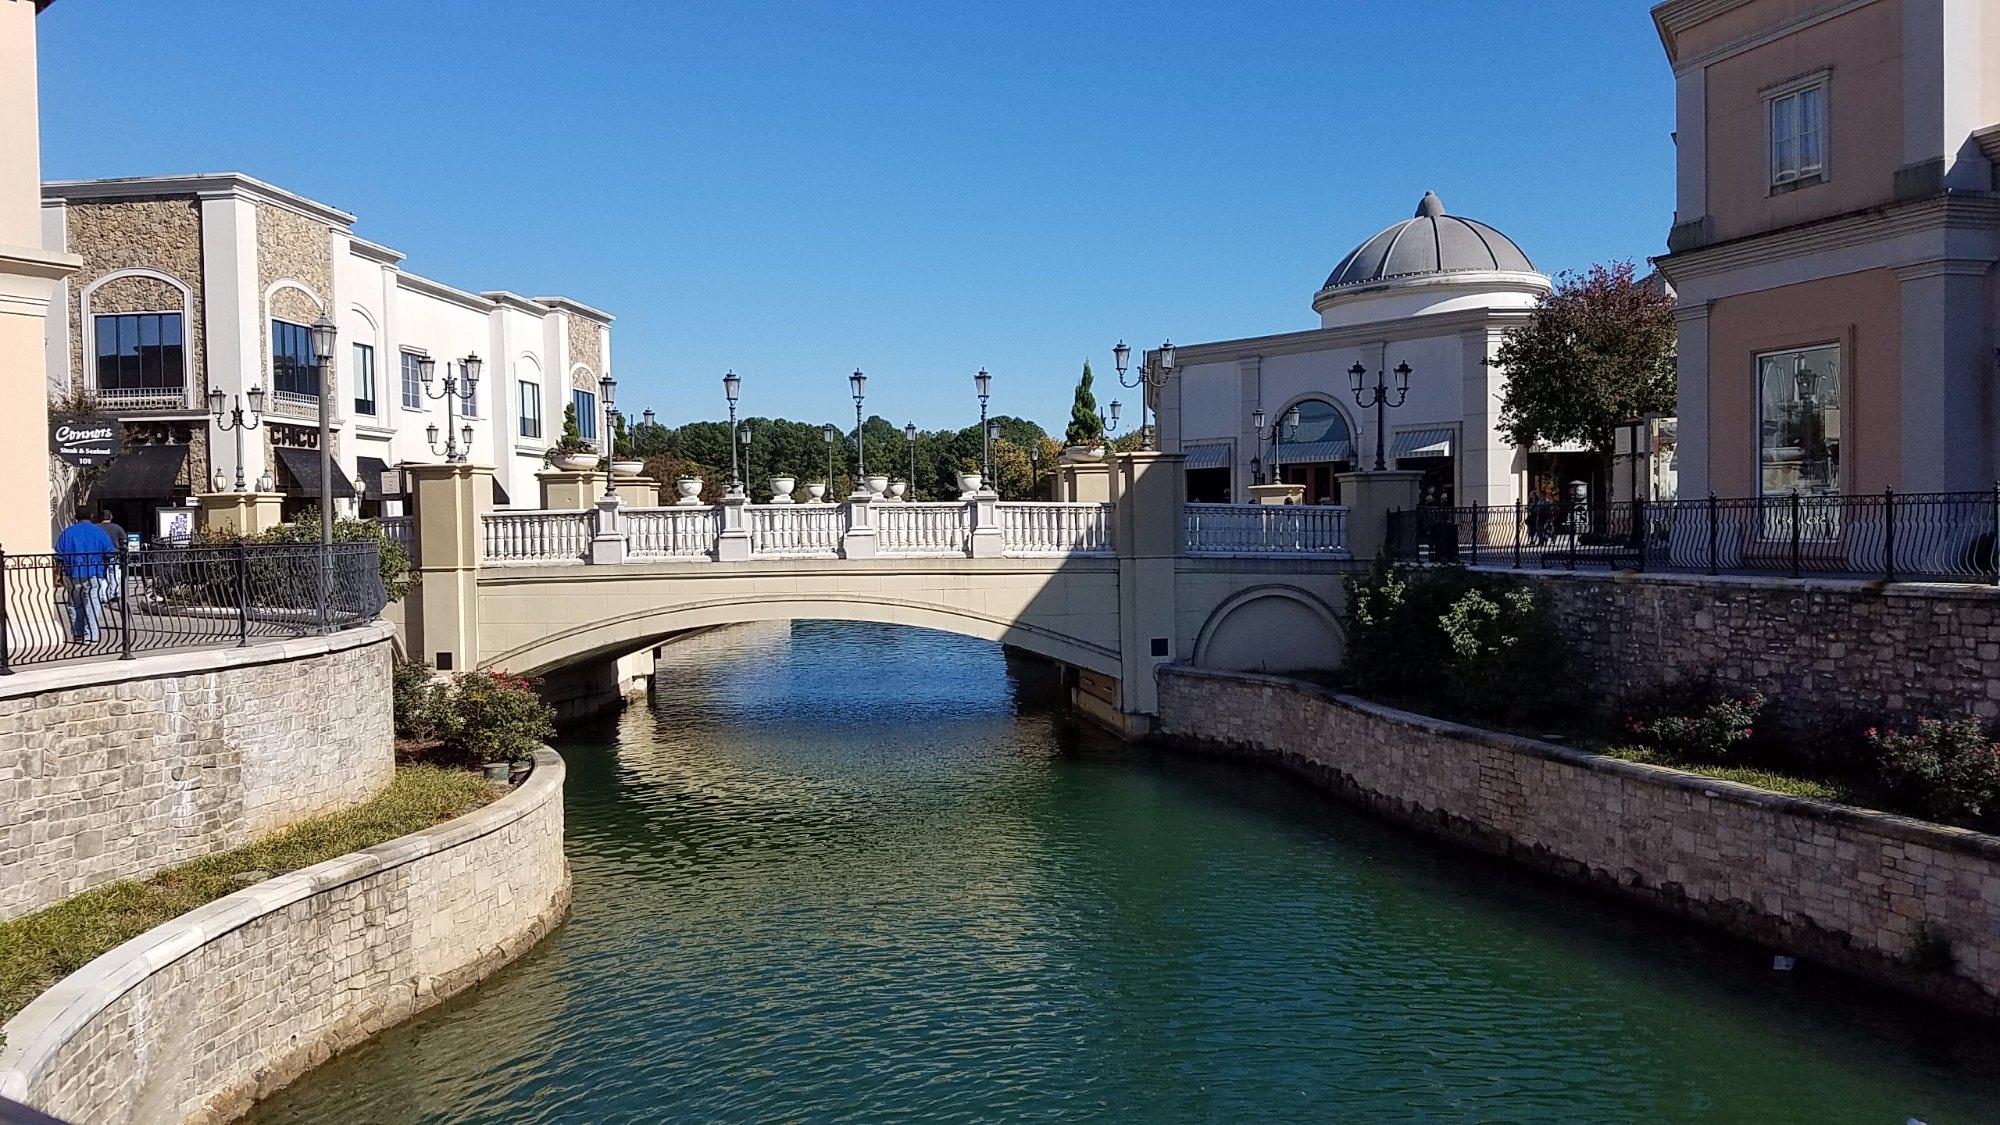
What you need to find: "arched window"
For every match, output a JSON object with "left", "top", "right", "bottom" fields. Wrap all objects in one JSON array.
[{"left": 1267, "top": 397, "right": 1355, "bottom": 504}]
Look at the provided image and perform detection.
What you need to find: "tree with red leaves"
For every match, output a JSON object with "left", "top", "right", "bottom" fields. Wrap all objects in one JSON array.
[{"left": 1494, "top": 260, "right": 1676, "bottom": 461}]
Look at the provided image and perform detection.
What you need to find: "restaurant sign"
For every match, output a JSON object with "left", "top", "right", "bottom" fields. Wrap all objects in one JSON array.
[{"left": 50, "top": 416, "right": 122, "bottom": 467}]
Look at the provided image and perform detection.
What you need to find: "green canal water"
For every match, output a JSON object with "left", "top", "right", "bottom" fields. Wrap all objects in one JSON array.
[{"left": 255, "top": 622, "right": 2000, "bottom": 1123}]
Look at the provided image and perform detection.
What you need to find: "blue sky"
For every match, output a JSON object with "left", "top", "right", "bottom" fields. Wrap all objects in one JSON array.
[{"left": 37, "top": 1, "right": 1675, "bottom": 432}]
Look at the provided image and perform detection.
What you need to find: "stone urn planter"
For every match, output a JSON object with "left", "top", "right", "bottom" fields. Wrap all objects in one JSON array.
[
  {"left": 886, "top": 481, "right": 907, "bottom": 502},
  {"left": 674, "top": 476, "right": 705, "bottom": 505},
  {"left": 804, "top": 482, "right": 828, "bottom": 503},
  {"left": 865, "top": 473, "right": 890, "bottom": 498},
  {"left": 610, "top": 458, "right": 644, "bottom": 477},
  {"left": 554, "top": 452, "right": 598, "bottom": 472},
  {"left": 768, "top": 475, "right": 797, "bottom": 504},
  {"left": 956, "top": 471, "right": 983, "bottom": 498},
  {"left": 1060, "top": 445, "right": 1107, "bottom": 464}
]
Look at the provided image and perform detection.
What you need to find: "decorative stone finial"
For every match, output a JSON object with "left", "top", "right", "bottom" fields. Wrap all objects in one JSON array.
[{"left": 1415, "top": 191, "right": 1445, "bottom": 218}]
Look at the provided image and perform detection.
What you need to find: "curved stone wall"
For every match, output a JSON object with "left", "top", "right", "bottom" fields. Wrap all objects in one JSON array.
[
  {"left": 0, "top": 624, "right": 398, "bottom": 921},
  {"left": 0, "top": 750, "right": 571, "bottom": 1125},
  {"left": 1156, "top": 666, "right": 2000, "bottom": 1019}
]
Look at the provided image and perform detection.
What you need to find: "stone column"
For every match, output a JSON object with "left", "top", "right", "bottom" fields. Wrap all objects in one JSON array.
[
  {"left": 1111, "top": 450, "right": 1186, "bottom": 727},
  {"left": 405, "top": 462, "right": 492, "bottom": 673},
  {"left": 1058, "top": 457, "right": 1112, "bottom": 503},
  {"left": 197, "top": 491, "right": 286, "bottom": 537},
  {"left": 1672, "top": 302, "right": 1711, "bottom": 500},
  {"left": 536, "top": 470, "right": 604, "bottom": 510},
  {"left": 841, "top": 492, "right": 878, "bottom": 559},
  {"left": 968, "top": 492, "right": 1002, "bottom": 557},
  {"left": 1897, "top": 260, "right": 1993, "bottom": 491},
  {"left": 715, "top": 494, "right": 751, "bottom": 561},
  {"left": 589, "top": 494, "right": 626, "bottom": 565},
  {"left": 1337, "top": 469, "right": 1424, "bottom": 562}
]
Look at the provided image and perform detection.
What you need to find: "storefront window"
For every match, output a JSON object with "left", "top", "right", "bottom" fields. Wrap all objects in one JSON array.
[{"left": 1757, "top": 345, "right": 1840, "bottom": 497}]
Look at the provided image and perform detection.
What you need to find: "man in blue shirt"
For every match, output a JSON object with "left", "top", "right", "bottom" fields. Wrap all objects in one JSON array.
[{"left": 54, "top": 509, "right": 116, "bottom": 643}]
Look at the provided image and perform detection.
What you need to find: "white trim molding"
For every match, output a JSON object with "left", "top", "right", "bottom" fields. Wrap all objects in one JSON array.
[{"left": 78, "top": 268, "right": 199, "bottom": 410}]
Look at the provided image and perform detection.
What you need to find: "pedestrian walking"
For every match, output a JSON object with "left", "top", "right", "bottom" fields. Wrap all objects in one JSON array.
[{"left": 55, "top": 509, "right": 116, "bottom": 643}]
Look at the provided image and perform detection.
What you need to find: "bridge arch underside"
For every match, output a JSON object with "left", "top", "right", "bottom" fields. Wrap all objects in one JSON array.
[{"left": 476, "top": 561, "right": 1126, "bottom": 682}]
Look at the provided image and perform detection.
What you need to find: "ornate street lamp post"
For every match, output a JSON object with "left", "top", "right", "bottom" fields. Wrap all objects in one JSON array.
[
  {"left": 904, "top": 421, "right": 918, "bottom": 500},
  {"left": 208, "top": 385, "right": 267, "bottom": 492},
  {"left": 1250, "top": 405, "right": 1300, "bottom": 485},
  {"left": 1113, "top": 339, "right": 1174, "bottom": 451},
  {"left": 849, "top": 369, "right": 868, "bottom": 483},
  {"left": 1102, "top": 399, "right": 1121, "bottom": 436},
  {"left": 738, "top": 421, "right": 753, "bottom": 498},
  {"left": 308, "top": 315, "right": 339, "bottom": 545},
  {"left": 822, "top": 422, "right": 837, "bottom": 496},
  {"left": 974, "top": 367, "right": 992, "bottom": 481},
  {"left": 597, "top": 374, "right": 618, "bottom": 498},
  {"left": 1350, "top": 361, "right": 1411, "bottom": 472},
  {"left": 722, "top": 370, "right": 742, "bottom": 496},
  {"left": 1028, "top": 442, "right": 1040, "bottom": 499},
  {"left": 420, "top": 353, "right": 482, "bottom": 466}
]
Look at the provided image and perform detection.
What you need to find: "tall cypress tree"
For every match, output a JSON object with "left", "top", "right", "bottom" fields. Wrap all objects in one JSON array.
[{"left": 1065, "top": 360, "right": 1104, "bottom": 447}]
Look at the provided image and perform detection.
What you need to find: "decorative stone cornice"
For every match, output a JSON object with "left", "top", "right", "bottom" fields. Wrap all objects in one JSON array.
[
  {"left": 1165, "top": 306, "right": 1536, "bottom": 369},
  {"left": 0, "top": 241, "right": 81, "bottom": 282},
  {"left": 481, "top": 290, "right": 554, "bottom": 316},
  {"left": 346, "top": 235, "right": 405, "bottom": 266},
  {"left": 1310, "top": 269, "right": 1549, "bottom": 318},
  {"left": 396, "top": 271, "right": 496, "bottom": 314},
  {"left": 1650, "top": 0, "right": 1754, "bottom": 63},
  {"left": 42, "top": 173, "right": 357, "bottom": 229},
  {"left": 1653, "top": 0, "right": 1876, "bottom": 74},
  {"left": 1654, "top": 195, "right": 2000, "bottom": 284},
  {"left": 533, "top": 295, "right": 615, "bottom": 324}
]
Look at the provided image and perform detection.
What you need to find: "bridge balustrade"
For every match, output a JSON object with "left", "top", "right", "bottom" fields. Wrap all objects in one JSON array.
[
  {"left": 748, "top": 504, "right": 844, "bottom": 559},
  {"left": 998, "top": 502, "right": 1112, "bottom": 556},
  {"left": 484, "top": 509, "right": 594, "bottom": 564},
  {"left": 626, "top": 506, "right": 723, "bottom": 560},
  {"left": 1184, "top": 503, "right": 1350, "bottom": 557},
  {"left": 877, "top": 502, "right": 971, "bottom": 557}
]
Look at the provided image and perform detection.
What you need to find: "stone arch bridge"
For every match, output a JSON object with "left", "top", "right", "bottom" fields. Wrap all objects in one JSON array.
[{"left": 389, "top": 454, "right": 1399, "bottom": 730}]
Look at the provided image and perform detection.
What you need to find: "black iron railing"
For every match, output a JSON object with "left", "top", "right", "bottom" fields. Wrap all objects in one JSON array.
[
  {"left": 0, "top": 541, "right": 385, "bottom": 673},
  {"left": 1388, "top": 489, "right": 2000, "bottom": 584}
]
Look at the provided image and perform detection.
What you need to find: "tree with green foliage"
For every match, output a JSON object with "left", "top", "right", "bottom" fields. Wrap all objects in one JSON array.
[
  {"left": 1494, "top": 260, "right": 1676, "bottom": 461},
  {"left": 1064, "top": 360, "right": 1104, "bottom": 447}
]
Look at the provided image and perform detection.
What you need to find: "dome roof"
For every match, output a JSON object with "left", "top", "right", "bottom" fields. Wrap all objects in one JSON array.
[{"left": 1320, "top": 192, "right": 1535, "bottom": 291}]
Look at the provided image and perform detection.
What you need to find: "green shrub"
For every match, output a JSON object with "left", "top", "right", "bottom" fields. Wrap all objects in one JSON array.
[
  {"left": 392, "top": 659, "right": 454, "bottom": 741},
  {"left": 1623, "top": 681, "right": 1765, "bottom": 763},
  {"left": 1866, "top": 718, "right": 2000, "bottom": 828},
  {"left": 447, "top": 672, "right": 556, "bottom": 764},
  {"left": 1341, "top": 561, "right": 1570, "bottom": 723}
]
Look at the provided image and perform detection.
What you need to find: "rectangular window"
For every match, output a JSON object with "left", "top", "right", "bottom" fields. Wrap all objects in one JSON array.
[
  {"left": 572, "top": 388, "right": 598, "bottom": 441},
  {"left": 401, "top": 352, "right": 424, "bottom": 409},
  {"left": 519, "top": 380, "right": 543, "bottom": 439},
  {"left": 461, "top": 364, "right": 479, "bottom": 418},
  {"left": 1757, "top": 345, "right": 1841, "bottom": 536},
  {"left": 92, "top": 313, "right": 186, "bottom": 406},
  {"left": 1770, "top": 82, "right": 1826, "bottom": 188},
  {"left": 270, "top": 320, "right": 319, "bottom": 402},
  {"left": 352, "top": 343, "right": 376, "bottom": 416}
]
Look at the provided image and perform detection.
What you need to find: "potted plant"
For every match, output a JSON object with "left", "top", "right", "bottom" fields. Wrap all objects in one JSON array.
[
  {"left": 544, "top": 403, "right": 599, "bottom": 472},
  {"left": 674, "top": 475, "right": 705, "bottom": 505},
  {"left": 804, "top": 482, "right": 828, "bottom": 503},
  {"left": 864, "top": 473, "right": 890, "bottom": 497},
  {"left": 768, "top": 475, "right": 797, "bottom": 503},
  {"left": 885, "top": 480, "right": 907, "bottom": 502},
  {"left": 956, "top": 465, "right": 983, "bottom": 497},
  {"left": 1062, "top": 359, "right": 1108, "bottom": 461},
  {"left": 608, "top": 412, "right": 644, "bottom": 476}
]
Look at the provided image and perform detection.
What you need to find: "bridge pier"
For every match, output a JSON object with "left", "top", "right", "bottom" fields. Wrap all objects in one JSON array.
[
  {"left": 1111, "top": 450, "right": 1187, "bottom": 729},
  {"left": 405, "top": 462, "right": 491, "bottom": 672}
]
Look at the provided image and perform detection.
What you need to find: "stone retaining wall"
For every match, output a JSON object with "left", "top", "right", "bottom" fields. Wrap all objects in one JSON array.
[
  {"left": 1155, "top": 665, "right": 2000, "bottom": 1018},
  {"left": 0, "top": 624, "right": 397, "bottom": 921},
  {"left": 0, "top": 749, "right": 571, "bottom": 1125},
  {"left": 1488, "top": 567, "right": 2000, "bottom": 730}
]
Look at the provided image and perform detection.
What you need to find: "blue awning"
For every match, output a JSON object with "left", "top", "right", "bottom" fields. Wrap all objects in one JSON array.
[
  {"left": 1270, "top": 439, "right": 1352, "bottom": 465},
  {"left": 1182, "top": 444, "right": 1230, "bottom": 470},
  {"left": 1390, "top": 428, "right": 1455, "bottom": 459}
]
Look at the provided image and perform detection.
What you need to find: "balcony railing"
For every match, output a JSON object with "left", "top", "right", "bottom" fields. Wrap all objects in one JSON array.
[
  {"left": 95, "top": 385, "right": 191, "bottom": 411},
  {"left": 1184, "top": 503, "right": 1350, "bottom": 557},
  {"left": 1390, "top": 490, "right": 2000, "bottom": 584}
]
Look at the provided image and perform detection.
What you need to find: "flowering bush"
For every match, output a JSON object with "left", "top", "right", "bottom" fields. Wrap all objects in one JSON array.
[
  {"left": 392, "top": 663, "right": 554, "bottom": 765},
  {"left": 1866, "top": 719, "right": 2000, "bottom": 828},
  {"left": 1341, "top": 562, "right": 1570, "bottom": 722},
  {"left": 1625, "top": 685, "right": 1765, "bottom": 763}
]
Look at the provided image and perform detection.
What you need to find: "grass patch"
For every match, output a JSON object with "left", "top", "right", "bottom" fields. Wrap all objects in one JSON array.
[
  {"left": 1590, "top": 745, "right": 1846, "bottom": 801},
  {"left": 0, "top": 765, "right": 496, "bottom": 1028}
]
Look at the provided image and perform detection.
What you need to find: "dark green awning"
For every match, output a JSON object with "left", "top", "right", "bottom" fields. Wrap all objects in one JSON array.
[
  {"left": 275, "top": 446, "right": 356, "bottom": 500},
  {"left": 93, "top": 444, "right": 189, "bottom": 500}
]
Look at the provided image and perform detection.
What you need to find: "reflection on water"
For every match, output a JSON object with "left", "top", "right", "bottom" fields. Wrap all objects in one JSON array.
[{"left": 255, "top": 621, "right": 2000, "bottom": 1123}]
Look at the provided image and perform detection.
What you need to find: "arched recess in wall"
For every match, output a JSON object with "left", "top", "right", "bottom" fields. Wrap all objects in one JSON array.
[
  {"left": 1192, "top": 584, "right": 1345, "bottom": 673},
  {"left": 78, "top": 268, "right": 197, "bottom": 402},
  {"left": 261, "top": 280, "right": 327, "bottom": 391},
  {"left": 515, "top": 352, "right": 546, "bottom": 440}
]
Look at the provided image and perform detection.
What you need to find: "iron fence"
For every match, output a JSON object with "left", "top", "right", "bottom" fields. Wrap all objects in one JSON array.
[
  {"left": 0, "top": 541, "right": 385, "bottom": 673},
  {"left": 1389, "top": 489, "right": 2000, "bottom": 584}
]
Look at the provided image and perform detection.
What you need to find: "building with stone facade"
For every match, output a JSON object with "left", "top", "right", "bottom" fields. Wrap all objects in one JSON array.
[
  {"left": 38, "top": 172, "right": 614, "bottom": 536},
  {"left": 1152, "top": 192, "right": 1553, "bottom": 509},
  {"left": 1653, "top": 0, "right": 2000, "bottom": 499}
]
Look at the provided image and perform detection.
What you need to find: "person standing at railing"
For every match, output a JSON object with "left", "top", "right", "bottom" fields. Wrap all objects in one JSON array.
[
  {"left": 95, "top": 511, "right": 128, "bottom": 607},
  {"left": 54, "top": 509, "right": 116, "bottom": 644}
]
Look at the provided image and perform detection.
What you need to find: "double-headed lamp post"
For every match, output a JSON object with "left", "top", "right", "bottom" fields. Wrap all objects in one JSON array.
[
  {"left": 723, "top": 370, "right": 743, "bottom": 495},
  {"left": 208, "top": 385, "right": 267, "bottom": 492},
  {"left": 420, "top": 353, "right": 482, "bottom": 466},
  {"left": 904, "top": 421, "right": 918, "bottom": 499},
  {"left": 1349, "top": 361, "right": 1411, "bottom": 472},
  {"left": 1249, "top": 405, "right": 1301, "bottom": 484},
  {"left": 974, "top": 368, "right": 992, "bottom": 481},
  {"left": 849, "top": 369, "right": 868, "bottom": 483},
  {"left": 597, "top": 374, "right": 618, "bottom": 497},
  {"left": 738, "top": 420, "right": 753, "bottom": 495},
  {"left": 1113, "top": 339, "right": 1174, "bottom": 450},
  {"left": 1102, "top": 399, "right": 1122, "bottom": 435}
]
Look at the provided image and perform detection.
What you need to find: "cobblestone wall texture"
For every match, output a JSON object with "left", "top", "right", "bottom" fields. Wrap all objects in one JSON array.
[
  {"left": 0, "top": 628, "right": 395, "bottom": 921},
  {"left": 1156, "top": 665, "right": 2000, "bottom": 1018},
  {"left": 62, "top": 197, "right": 206, "bottom": 397},
  {"left": 566, "top": 315, "right": 602, "bottom": 385},
  {"left": 0, "top": 751, "right": 570, "bottom": 1125},
  {"left": 1495, "top": 569, "right": 2000, "bottom": 729}
]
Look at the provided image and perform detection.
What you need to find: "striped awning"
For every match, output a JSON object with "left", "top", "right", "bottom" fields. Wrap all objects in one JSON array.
[
  {"left": 1390, "top": 428, "right": 1454, "bottom": 459},
  {"left": 1270, "top": 439, "right": 1352, "bottom": 465},
  {"left": 1182, "top": 444, "right": 1230, "bottom": 470}
]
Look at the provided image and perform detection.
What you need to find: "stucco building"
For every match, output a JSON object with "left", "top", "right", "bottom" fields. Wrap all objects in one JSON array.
[
  {"left": 39, "top": 173, "right": 614, "bottom": 534},
  {"left": 1154, "top": 192, "right": 1552, "bottom": 509},
  {"left": 1654, "top": 0, "right": 2000, "bottom": 499}
]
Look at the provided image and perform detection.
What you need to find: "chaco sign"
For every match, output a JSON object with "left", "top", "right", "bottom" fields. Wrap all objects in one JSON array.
[{"left": 50, "top": 416, "right": 122, "bottom": 467}]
